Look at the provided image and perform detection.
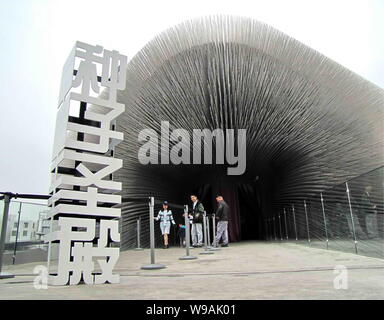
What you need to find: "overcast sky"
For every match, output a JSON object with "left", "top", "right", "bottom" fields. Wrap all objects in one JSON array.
[{"left": 0, "top": 0, "right": 383, "bottom": 196}]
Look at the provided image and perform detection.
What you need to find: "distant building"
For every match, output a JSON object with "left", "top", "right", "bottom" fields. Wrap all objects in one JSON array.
[
  {"left": 36, "top": 211, "right": 50, "bottom": 240},
  {"left": 6, "top": 215, "right": 37, "bottom": 243}
]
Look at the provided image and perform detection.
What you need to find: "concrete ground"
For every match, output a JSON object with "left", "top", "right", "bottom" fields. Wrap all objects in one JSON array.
[{"left": 1, "top": 241, "right": 383, "bottom": 299}]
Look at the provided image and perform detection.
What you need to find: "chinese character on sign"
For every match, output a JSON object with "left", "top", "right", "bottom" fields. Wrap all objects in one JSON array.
[
  {"left": 46, "top": 41, "right": 127, "bottom": 286},
  {"left": 71, "top": 41, "right": 127, "bottom": 102},
  {"left": 45, "top": 217, "right": 120, "bottom": 285}
]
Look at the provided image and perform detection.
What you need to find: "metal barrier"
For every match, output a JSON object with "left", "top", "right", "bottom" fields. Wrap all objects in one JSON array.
[
  {"left": 179, "top": 205, "right": 197, "bottom": 260},
  {"left": 0, "top": 192, "right": 50, "bottom": 278},
  {"left": 208, "top": 214, "right": 220, "bottom": 251},
  {"left": 209, "top": 214, "right": 220, "bottom": 250},
  {"left": 199, "top": 212, "right": 214, "bottom": 255},
  {"left": 266, "top": 166, "right": 384, "bottom": 260},
  {"left": 134, "top": 218, "right": 144, "bottom": 251},
  {"left": 141, "top": 197, "right": 166, "bottom": 270}
]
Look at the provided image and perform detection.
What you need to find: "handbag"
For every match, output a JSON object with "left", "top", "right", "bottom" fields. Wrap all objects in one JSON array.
[{"left": 194, "top": 212, "right": 203, "bottom": 223}]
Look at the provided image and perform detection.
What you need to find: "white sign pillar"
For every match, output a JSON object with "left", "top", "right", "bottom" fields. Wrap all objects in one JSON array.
[{"left": 45, "top": 41, "right": 127, "bottom": 286}]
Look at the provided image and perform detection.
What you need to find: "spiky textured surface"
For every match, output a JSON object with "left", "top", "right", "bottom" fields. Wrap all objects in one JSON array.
[{"left": 113, "top": 16, "right": 384, "bottom": 250}]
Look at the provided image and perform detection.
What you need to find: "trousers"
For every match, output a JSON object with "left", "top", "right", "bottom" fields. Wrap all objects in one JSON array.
[
  {"left": 191, "top": 223, "right": 203, "bottom": 245},
  {"left": 213, "top": 221, "right": 228, "bottom": 246}
]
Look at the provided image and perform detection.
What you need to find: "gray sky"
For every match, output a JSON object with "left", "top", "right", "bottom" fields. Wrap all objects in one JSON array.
[{"left": 0, "top": 0, "right": 383, "bottom": 196}]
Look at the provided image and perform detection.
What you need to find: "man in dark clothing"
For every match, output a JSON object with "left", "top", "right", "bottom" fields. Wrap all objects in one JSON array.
[
  {"left": 212, "top": 195, "right": 230, "bottom": 247},
  {"left": 189, "top": 194, "right": 205, "bottom": 247}
]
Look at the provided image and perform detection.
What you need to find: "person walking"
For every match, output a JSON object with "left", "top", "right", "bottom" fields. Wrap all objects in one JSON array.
[
  {"left": 212, "top": 195, "right": 230, "bottom": 247},
  {"left": 189, "top": 194, "right": 204, "bottom": 247},
  {"left": 155, "top": 201, "right": 175, "bottom": 248}
]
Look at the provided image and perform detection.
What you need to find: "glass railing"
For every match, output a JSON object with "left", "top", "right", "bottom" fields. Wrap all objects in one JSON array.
[
  {"left": 0, "top": 199, "right": 50, "bottom": 266},
  {"left": 269, "top": 166, "right": 384, "bottom": 259}
]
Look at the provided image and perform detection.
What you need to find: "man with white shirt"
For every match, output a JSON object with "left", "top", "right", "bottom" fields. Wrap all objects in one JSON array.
[{"left": 189, "top": 194, "right": 204, "bottom": 247}]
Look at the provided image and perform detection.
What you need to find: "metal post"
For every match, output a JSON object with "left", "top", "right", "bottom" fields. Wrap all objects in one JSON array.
[
  {"left": 0, "top": 194, "right": 15, "bottom": 278},
  {"left": 12, "top": 202, "right": 22, "bottom": 264},
  {"left": 141, "top": 197, "right": 165, "bottom": 269},
  {"left": 149, "top": 199, "right": 155, "bottom": 263},
  {"left": 134, "top": 217, "right": 144, "bottom": 251},
  {"left": 273, "top": 216, "right": 277, "bottom": 241},
  {"left": 278, "top": 213, "right": 283, "bottom": 241},
  {"left": 292, "top": 204, "right": 298, "bottom": 241},
  {"left": 320, "top": 193, "right": 329, "bottom": 250},
  {"left": 283, "top": 208, "right": 288, "bottom": 240},
  {"left": 46, "top": 215, "right": 53, "bottom": 276},
  {"left": 206, "top": 214, "right": 211, "bottom": 248},
  {"left": 210, "top": 214, "right": 220, "bottom": 250},
  {"left": 304, "top": 200, "right": 311, "bottom": 245},
  {"left": 180, "top": 205, "right": 197, "bottom": 260},
  {"left": 199, "top": 212, "right": 214, "bottom": 255},
  {"left": 346, "top": 182, "right": 358, "bottom": 254},
  {"left": 203, "top": 213, "right": 207, "bottom": 248},
  {"left": 207, "top": 214, "right": 219, "bottom": 251}
]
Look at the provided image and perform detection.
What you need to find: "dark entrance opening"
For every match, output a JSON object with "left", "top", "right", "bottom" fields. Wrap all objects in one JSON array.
[
  {"left": 178, "top": 161, "right": 282, "bottom": 244},
  {"left": 192, "top": 181, "right": 267, "bottom": 243},
  {"left": 238, "top": 183, "right": 263, "bottom": 240}
]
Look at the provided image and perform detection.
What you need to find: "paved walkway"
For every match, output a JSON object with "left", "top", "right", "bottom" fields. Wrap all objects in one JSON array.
[{"left": 1, "top": 241, "right": 383, "bottom": 299}]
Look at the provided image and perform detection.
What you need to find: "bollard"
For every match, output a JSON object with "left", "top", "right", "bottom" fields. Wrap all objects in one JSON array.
[
  {"left": 210, "top": 214, "right": 220, "bottom": 250},
  {"left": 320, "top": 193, "right": 329, "bottom": 250},
  {"left": 346, "top": 182, "right": 358, "bottom": 254},
  {"left": 0, "top": 194, "right": 15, "bottom": 279},
  {"left": 134, "top": 218, "right": 144, "bottom": 251},
  {"left": 207, "top": 214, "right": 219, "bottom": 251},
  {"left": 141, "top": 197, "right": 166, "bottom": 270},
  {"left": 206, "top": 214, "right": 211, "bottom": 248},
  {"left": 304, "top": 200, "right": 311, "bottom": 245},
  {"left": 292, "top": 204, "right": 298, "bottom": 241},
  {"left": 179, "top": 205, "right": 197, "bottom": 260},
  {"left": 199, "top": 212, "right": 214, "bottom": 255}
]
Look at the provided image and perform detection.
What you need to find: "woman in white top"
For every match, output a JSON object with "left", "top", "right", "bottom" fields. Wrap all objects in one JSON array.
[{"left": 155, "top": 201, "right": 175, "bottom": 248}]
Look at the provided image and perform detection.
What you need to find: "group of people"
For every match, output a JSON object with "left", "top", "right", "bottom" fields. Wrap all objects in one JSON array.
[{"left": 155, "top": 194, "right": 230, "bottom": 249}]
